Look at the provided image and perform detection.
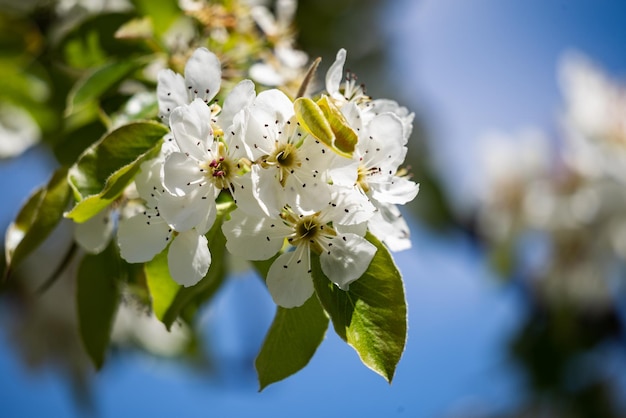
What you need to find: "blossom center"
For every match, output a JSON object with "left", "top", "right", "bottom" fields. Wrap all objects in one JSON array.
[
  {"left": 356, "top": 165, "right": 371, "bottom": 193},
  {"left": 265, "top": 142, "right": 301, "bottom": 186},
  {"left": 201, "top": 143, "right": 234, "bottom": 190},
  {"left": 288, "top": 213, "right": 336, "bottom": 254}
]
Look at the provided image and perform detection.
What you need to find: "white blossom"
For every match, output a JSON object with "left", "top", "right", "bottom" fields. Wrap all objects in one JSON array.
[{"left": 223, "top": 192, "right": 375, "bottom": 308}]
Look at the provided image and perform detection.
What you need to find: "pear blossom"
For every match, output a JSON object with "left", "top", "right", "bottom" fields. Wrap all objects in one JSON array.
[
  {"left": 223, "top": 191, "right": 376, "bottom": 308},
  {"left": 325, "top": 48, "right": 370, "bottom": 107},
  {"left": 157, "top": 47, "right": 222, "bottom": 124},
  {"left": 335, "top": 110, "right": 419, "bottom": 251},
  {"left": 241, "top": 88, "right": 357, "bottom": 216},
  {"left": 325, "top": 49, "right": 415, "bottom": 142},
  {"left": 160, "top": 93, "right": 259, "bottom": 230},
  {"left": 117, "top": 157, "right": 211, "bottom": 287}
]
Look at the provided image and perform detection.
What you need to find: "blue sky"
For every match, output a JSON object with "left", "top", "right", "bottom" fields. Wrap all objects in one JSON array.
[{"left": 2, "top": 1, "right": 626, "bottom": 417}]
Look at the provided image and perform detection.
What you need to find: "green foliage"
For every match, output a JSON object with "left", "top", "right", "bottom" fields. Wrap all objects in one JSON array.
[
  {"left": 256, "top": 296, "right": 329, "bottom": 390},
  {"left": 4, "top": 167, "right": 71, "bottom": 276},
  {"left": 129, "top": 0, "right": 181, "bottom": 38},
  {"left": 66, "top": 59, "right": 147, "bottom": 116},
  {"left": 145, "top": 248, "right": 180, "bottom": 322},
  {"left": 66, "top": 121, "right": 167, "bottom": 222},
  {"left": 312, "top": 233, "right": 407, "bottom": 382},
  {"left": 294, "top": 96, "right": 357, "bottom": 158},
  {"left": 57, "top": 13, "right": 147, "bottom": 69},
  {"left": 77, "top": 243, "right": 122, "bottom": 369}
]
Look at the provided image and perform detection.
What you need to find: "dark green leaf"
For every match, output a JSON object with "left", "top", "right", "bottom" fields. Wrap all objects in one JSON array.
[
  {"left": 66, "top": 59, "right": 145, "bottom": 116},
  {"left": 66, "top": 121, "right": 167, "bottom": 223},
  {"left": 76, "top": 243, "right": 122, "bottom": 369},
  {"left": 4, "top": 167, "right": 71, "bottom": 276},
  {"left": 57, "top": 13, "right": 147, "bottom": 69},
  {"left": 311, "top": 233, "right": 407, "bottom": 382},
  {"left": 255, "top": 296, "right": 328, "bottom": 390}
]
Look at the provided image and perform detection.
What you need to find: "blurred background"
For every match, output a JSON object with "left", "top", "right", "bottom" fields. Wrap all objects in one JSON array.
[{"left": 2, "top": 0, "right": 626, "bottom": 417}]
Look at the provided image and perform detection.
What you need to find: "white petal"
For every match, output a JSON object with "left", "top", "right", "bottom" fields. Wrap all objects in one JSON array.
[
  {"left": 362, "top": 113, "right": 406, "bottom": 171},
  {"left": 370, "top": 176, "right": 419, "bottom": 205},
  {"left": 320, "top": 233, "right": 376, "bottom": 290},
  {"left": 251, "top": 89, "right": 294, "bottom": 126},
  {"left": 222, "top": 208, "right": 289, "bottom": 260},
  {"left": 252, "top": 165, "right": 286, "bottom": 216},
  {"left": 162, "top": 152, "right": 202, "bottom": 196},
  {"left": 323, "top": 187, "right": 375, "bottom": 226},
  {"left": 325, "top": 48, "right": 346, "bottom": 99},
  {"left": 266, "top": 248, "right": 314, "bottom": 308},
  {"left": 134, "top": 158, "right": 165, "bottom": 206},
  {"left": 184, "top": 47, "right": 221, "bottom": 104},
  {"left": 230, "top": 172, "right": 264, "bottom": 215},
  {"left": 168, "top": 230, "right": 211, "bottom": 287},
  {"left": 368, "top": 204, "right": 412, "bottom": 252},
  {"left": 157, "top": 70, "right": 187, "bottom": 123},
  {"left": 169, "top": 99, "right": 213, "bottom": 161},
  {"left": 249, "top": 63, "right": 285, "bottom": 87},
  {"left": 218, "top": 79, "right": 256, "bottom": 129},
  {"left": 117, "top": 213, "right": 171, "bottom": 263},
  {"left": 159, "top": 186, "right": 217, "bottom": 234},
  {"left": 370, "top": 99, "right": 415, "bottom": 141},
  {"left": 74, "top": 209, "right": 114, "bottom": 254}
]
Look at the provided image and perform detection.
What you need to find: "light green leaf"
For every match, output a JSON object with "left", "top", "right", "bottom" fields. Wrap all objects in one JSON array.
[
  {"left": 255, "top": 295, "right": 329, "bottom": 390},
  {"left": 145, "top": 247, "right": 180, "bottom": 321},
  {"left": 129, "top": 0, "right": 181, "bottom": 37},
  {"left": 4, "top": 167, "right": 71, "bottom": 276},
  {"left": 294, "top": 97, "right": 334, "bottom": 147},
  {"left": 316, "top": 95, "right": 358, "bottom": 156},
  {"left": 76, "top": 243, "right": 121, "bottom": 369},
  {"left": 294, "top": 96, "right": 357, "bottom": 158},
  {"left": 66, "top": 121, "right": 168, "bottom": 223},
  {"left": 66, "top": 59, "right": 144, "bottom": 116},
  {"left": 311, "top": 233, "right": 407, "bottom": 382}
]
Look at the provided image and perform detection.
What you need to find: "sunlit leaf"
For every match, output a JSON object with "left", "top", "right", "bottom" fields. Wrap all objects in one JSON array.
[
  {"left": 316, "top": 95, "right": 357, "bottom": 156},
  {"left": 66, "top": 121, "right": 167, "bottom": 223},
  {"left": 4, "top": 167, "right": 71, "bottom": 276},
  {"left": 66, "top": 59, "right": 145, "bottom": 116},
  {"left": 129, "top": 0, "right": 181, "bottom": 37},
  {"left": 77, "top": 243, "right": 121, "bottom": 369},
  {"left": 294, "top": 97, "right": 334, "bottom": 147},
  {"left": 311, "top": 232, "right": 407, "bottom": 382},
  {"left": 293, "top": 96, "right": 357, "bottom": 158},
  {"left": 145, "top": 247, "right": 180, "bottom": 321},
  {"left": 256, "top": 295, "right": 329, "bottom": 390}
]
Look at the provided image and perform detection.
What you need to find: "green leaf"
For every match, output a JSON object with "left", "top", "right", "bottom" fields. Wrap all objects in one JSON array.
[
  {"left": 66, "top": 121, "right": 167, "bottom": 223},
  {"left": 76, "top": 243, "right": 121, "bottom": 369},
  {"left": 57, "top": 13, "right": 146, "bottom": 69},
  {"left": 311, "top": 233, "right": 407, "bottom": 382},
  {"left": 294, "top": 97, "right": 334, "bottom": 148},
  {"left": 293, "top": 96, "right": 357, "bottom": 158},
  {"left": 4, "top": 167, "right": 71, "bottom": 276},
  {"left": 66, "top": 59, "right": 145, "bottom": 116},
  {"left": 255, "top": 295, "right": 329, "bottom": 390},
  {"left": 129, "top": 0, "right": 181, "bottom": 37},
  {"left": 145, "top": 247, "right": 180, "bottom": 321},
  {"left": 316, "top": 95, "right": 358, "bottom": 156}
]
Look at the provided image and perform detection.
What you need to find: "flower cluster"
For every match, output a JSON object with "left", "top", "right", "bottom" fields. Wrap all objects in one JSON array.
[
  {"left": 108, "top": 47, "right": 418, "bottom": 308},
  {"left": 476, "top": 52, "right": 626, "bottom": 311}
]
